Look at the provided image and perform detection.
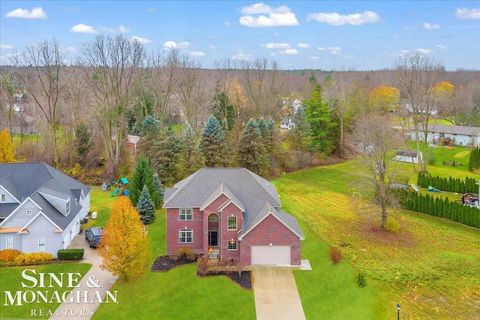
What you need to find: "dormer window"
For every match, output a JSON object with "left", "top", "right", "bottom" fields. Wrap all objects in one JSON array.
[
  {"left": 1, "top": 194, "right": 5, "bottom": 202},
  {"left": 65, "top": 200, "right": 70, "bottom": 215}
]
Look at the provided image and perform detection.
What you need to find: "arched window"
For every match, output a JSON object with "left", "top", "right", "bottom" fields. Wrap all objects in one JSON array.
[{"left": 208, "top": 214, "right": 218, "bottom": 223}]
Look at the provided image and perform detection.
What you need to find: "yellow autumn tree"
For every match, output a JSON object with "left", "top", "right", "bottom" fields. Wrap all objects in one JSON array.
[
  {"left": 99, "top": 197, "right": 149, "bottom": 281},
  {"left": 369, "top": 86, "right": 400, "bottom": 112},
  {"left": 433, "top": 81, "right": 455, "bottom": 98},
  {"left": 0, "top": 128, "right": 15, "bottom": 163}
]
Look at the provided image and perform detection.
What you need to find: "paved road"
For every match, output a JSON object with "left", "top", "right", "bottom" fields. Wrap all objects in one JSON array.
[
  {"left": 253, "top": 267, "right": 306, "bottom": 320},
  {"left": 51, "top": 235, "right": 117, "bottom": 319}
]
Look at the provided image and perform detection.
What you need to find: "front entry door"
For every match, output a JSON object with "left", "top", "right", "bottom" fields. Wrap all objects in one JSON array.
[{"left": 208, "top": 231, "right": 218, "bottom": 246}]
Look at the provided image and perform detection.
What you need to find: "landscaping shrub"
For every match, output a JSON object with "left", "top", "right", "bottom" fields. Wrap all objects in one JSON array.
[
  {"left": 469, "top": 147, "right": 480, "bottom": 172},
  {"left": 385, "top": 218, "right": 401, "bottom": 233},
  {"left": 0, "top": 249, "right": 21, "bottom": 262},
  {"left": 197, "top": 256, "right": 209, "bottom": 275},
  {"left": 176, "top": 247, "right": 196, "bottom": 261},
  {"left": 357, "top": 272, "right": 367, "bottom": 288},
  {"left": 57, "top": 249, "right": 84, "bottom": 260},
  {"left": 329, "top": 247, "right": 343, "bottom": 264},
  {"left": 15, "top": 252, "right": 54, "bottom": 266},
  {"left": 417, "top": 172, "right": 478, "bottom": 194}
]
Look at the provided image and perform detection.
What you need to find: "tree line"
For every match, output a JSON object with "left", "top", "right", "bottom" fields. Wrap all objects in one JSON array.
[{"left": 417, "top": 172, "right": 479, "bottom": 194}]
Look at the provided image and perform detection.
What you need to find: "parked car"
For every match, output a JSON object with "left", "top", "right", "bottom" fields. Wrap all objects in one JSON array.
[{"left": 85, "top": 227, "right": 103, "bottom": 248}]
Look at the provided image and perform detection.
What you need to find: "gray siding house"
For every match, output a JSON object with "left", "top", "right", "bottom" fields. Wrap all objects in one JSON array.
[
  {"left": 0, "top": 163, "right": 90, "bottom": 257},
  {"left": 407, "top": 124, "right": 480, "bottom": 147}
]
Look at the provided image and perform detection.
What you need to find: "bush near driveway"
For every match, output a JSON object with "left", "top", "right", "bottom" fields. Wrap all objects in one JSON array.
[{"left": 58, "top": 249, "right": 85, "bottom": 260}]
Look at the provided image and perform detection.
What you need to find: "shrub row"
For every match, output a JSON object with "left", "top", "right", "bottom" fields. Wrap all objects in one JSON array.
[
  {"left": 57, "top": 249, "right": 84, "bottom": 260},
  {"left": 396, "top": 190, "right": 480, "bottom": 228},
  {"left": 417, "top": 172, "right": 478, "bottom": 194},
  {"left": 469, "top": 147, "right": 480, "bottom": 172},
  {"left": 14, "top": 252, "right": 54, "bottom": 266},
  {"left": 0, "top": 249, "right": 21, "bottom": 262}
]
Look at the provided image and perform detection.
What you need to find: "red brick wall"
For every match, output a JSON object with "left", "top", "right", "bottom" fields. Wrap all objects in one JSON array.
[
  {"left": 219, "top": 202, "right": 243, "bottom": 263},
  {"left": 166, "top": 208, "right": 204, "bottom": 255},
  {"left": 240, "top": 214, "right": 301, "bottom": 265}
]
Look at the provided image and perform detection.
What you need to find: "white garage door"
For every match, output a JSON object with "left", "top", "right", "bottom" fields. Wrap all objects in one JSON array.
[{"left": 251, "top": 246, "right": 291, "bottom": 265}]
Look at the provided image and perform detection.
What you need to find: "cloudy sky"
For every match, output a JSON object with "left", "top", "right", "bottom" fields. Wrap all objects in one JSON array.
[{"left": 1, "top": 1, "right": 479, "bottom": 70}]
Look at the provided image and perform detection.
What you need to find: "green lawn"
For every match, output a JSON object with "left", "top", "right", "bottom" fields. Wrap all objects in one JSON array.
[
  {"left": 274, "top": 160, "right": 480, "bottom": 320},
  {"left": 0, "top": 263, "right": 92, "bottom": 319},
  {"left": 87, "top": 186, "right": 117, "bottom": 228},
  {"left": 93, "top": 203, "right": 256, "bottom": 320},
  {"left": 406, "top": 141, "right": 472, "bottom": 172}
]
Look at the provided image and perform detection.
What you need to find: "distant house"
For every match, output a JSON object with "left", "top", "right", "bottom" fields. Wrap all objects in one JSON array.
[
  {"left": 406, "top": 124, "right": 480, "bottom": 147},
  {"left": 403, "top": 104, "right": 438, "bottom": 116},
  {"left": 0, "top": 163, "right": 90, "bottom": 256},
  {"left": 394, "top": 150, "right": 423, "bottom": 164},
  {"left": 280, "top": 98, "right": 301, "bottom": 130},
  {"left": 112, "top": 134, "right": 141, "bottom": 156},
  {"left": 163, "top": 168, "right": 304, "bottom": 266}
]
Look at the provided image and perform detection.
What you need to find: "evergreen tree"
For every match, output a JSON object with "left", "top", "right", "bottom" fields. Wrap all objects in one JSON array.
[
  {"left": 288, "top": 106, "right": 310, "bottom": 151},
  {"left": 152, "top": 173, "right": 165, "bottom": 207},
  {"left": 238, "top": 119, "right": 269, "bottom": 176},
  {"left": 177, "top": 122, "right": 204, "bottom": 178},
  {"left": 129, "top": 157, "right": 155, "bottom": 206},
  {"left": 136, "top": 185, "right": 156, "bottom": 224},
  {"left": 150, "top": 128, "right": 182, "bottom": 186},
  {"left": 74, "top": 124, "right": 91, "bottom": 165},
  {"left": 143, "top": 115, "right": 160, "bottom": 134},
  {"left": 304, "top": 84, "right": 336, "bottom": 154},
  {"left": 469, "top": 147, "right": 480, "bottom": 172},
  {"left": 211, "top": 88, "right": 236, "bottom": 132},
  {"left": 200, "top": 115, "right": 225, "bottom": 167},
  {"left": 0, "top": 129, "right": 15, "bottom": 163}
]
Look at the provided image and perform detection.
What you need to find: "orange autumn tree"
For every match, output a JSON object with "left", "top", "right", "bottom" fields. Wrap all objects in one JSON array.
[
  {"left": 0, "top": 128, "right": 15, "bottom": 163},
  {"left": 369, "top": 86, "right": 400, "bottom": 112},
  {"left": 99, "top": 197, "right": 149, "bottom": 281}
]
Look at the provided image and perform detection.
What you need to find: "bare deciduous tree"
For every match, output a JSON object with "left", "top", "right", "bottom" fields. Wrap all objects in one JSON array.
[
  {"left": 353, "top": 114, "right": 403, "bottom": 229},
  {"left": 396, "top": 53, "right": 444, "bottom": 172},
  {"left": 80, "top": 35, "right": 144, "bottom": 175}
]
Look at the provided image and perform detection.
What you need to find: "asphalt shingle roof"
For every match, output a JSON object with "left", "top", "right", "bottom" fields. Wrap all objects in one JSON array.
[{"left": 0, "top": 163, "right": 90, "bottom": 229}]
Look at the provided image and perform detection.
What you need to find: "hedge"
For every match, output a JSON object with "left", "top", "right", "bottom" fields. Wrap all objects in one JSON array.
[
  {"left": 57, "top": 249, "right": 84, "bottom": 260},
  {"left": 469, "top": 147, "right": 480, "bottom": 172},
  {"left": 417, "top": 172, "right": 478, "bottom": 194},
  {"left": 15, "top": 252, "right": 54, "bottom": 266},
  {"left": 395, "top": 190, "right": 480, "bottom": 229}
]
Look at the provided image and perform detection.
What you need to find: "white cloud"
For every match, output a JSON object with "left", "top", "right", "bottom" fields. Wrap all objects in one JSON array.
[
  {"left": 70, "top": 24, "right": 97, "bottom": 34},
  {"left": 0, "top": 44, "right": 14, "bottom": 49},
  {"left": 455, "top": 8, "right": 480, "bottom": 20},
  {"left": 163, "top": 41, "right": 189, "bottom": 49},
  {"left": 328, "top": 46, "right": 342, "bottom": 55},
  {"left": 317, "top": 47, "right": 325, "bottom": 51},
  {"left": 6, "top": 7, "right": 47, "bottom": 19},
  {"left": 280, "top": 48, "right": 298, "bottom": 55},
  {"left": 189, "top": 51, "right": 206, "bottom": 57},
  {"left": 116, "top": 25, "right": 129, "bottom": 33},
  {"left": 423, "top": 22, "right": 440, "bottom": 30},
  {"left": 416, "top": 48, "right": 432, "bottom": 54},
  {"left": 131, "top": 36, "right": 152, "bottom": 44},
  {"left": 298, "top": 43, "right": 311, "bottom": 48},
  {"left": 99, "top": 25, "right": 130, "bottom": 33},
  {"left": 231, "top": 52, "right": 251, "bottom": 60},
  {"left": 307, "top": 11, "right": 380, "bottom": 26},
  {"left": 239, "top": 4, "right": 298, "bottom": 27},
  {"left": 310, "top": 56, "right": 319, "bottom": 60},
  {"left": 263, "top": 42, "right": 291, "bottom": 49},
  {"left": 436, "top": 44, "right": 448, "bottom": 50}
]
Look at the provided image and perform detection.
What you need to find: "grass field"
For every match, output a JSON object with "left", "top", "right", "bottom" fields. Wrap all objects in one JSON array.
[
  {"left": 0, "top": 263, "right": 92, "bottom": 319},
  {"left": 406, "top": 141, "right": 472, "bottom": 172},
  {"left": 274, "top": 160, "right": 480, "bottom": 320},
  {"left": 92, "top": 199, "right": 256, "bottom": 320}
]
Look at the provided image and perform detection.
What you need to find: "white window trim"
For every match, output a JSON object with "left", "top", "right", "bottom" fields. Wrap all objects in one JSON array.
[
  {"left": 179, "top": 208, "right": 193, "bottom": 221},
  {"left": 227, "top": 216, "right": 237, "bottom": 231},
  {"left": 227, "top": 240, "right": 237, "bottom": 251},
  {"left": 6, "top": 236, "right": 14, "bottom": 249},
  {"left": 26, "top": 209, "right": 33, "bottom": 215},
  {"left": 179, "top": 230, "right": 193, "bottom": 244},
  {"left": 38, "top": 236, "right": 46, "bottom": 252}
]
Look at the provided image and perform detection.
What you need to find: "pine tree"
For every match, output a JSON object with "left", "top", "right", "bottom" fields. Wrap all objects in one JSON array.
[
  {"left": 211, "top": 88, "right": 235, "bottom": 132},
  {"left": 288, "top": 106, "right": 310, "bottom": 151},
  {"left": 0, "top": 129, "right": 15, "bottom": 163},
  {"left": 136, "top": 185, "right": 156, "bottom": 224},
  {"left": 99, "top": 197, "right": 149, "bottom": 281},
  {"left": 152, "top": 173, "right": 165, "bottom": 207},
  {"left": 150, "top": 128, "right": 182, "bottom": 186},
  {"left": 74, "top": 124, "right": 91, "bottom": 165},
  {"left": 200, "top": 115, "right": 225, "bottom": 167},
  {"left": 238, "top": 119, "right": 269, "bottom": 176},
  {"left": 469, "top": 147, "right": 480, "bottom": 172},
  {"left": 129, "top": 157, "right": 155, "bottom": 206},
  {"left": 177, "top": 123, "right": 204, "bottom": 178},
  {"left": 304, "top": 84, "right": 336, "bottom": 154}
]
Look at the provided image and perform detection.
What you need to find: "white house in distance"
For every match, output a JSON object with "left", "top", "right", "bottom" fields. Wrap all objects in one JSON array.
[
  {"left": 0, "top": 163, "right": 90, "bottom": 257},
  {"left": 394, "top": 150, "right": 423, "bottom": 164},
  {"left": 407, "top": 124, "right": 480, "bottom": 147},
  {"left": 280, "top": 98, "right": 302, "bottom": 130}
]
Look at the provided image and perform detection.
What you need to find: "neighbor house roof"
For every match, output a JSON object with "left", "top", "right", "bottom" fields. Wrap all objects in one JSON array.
[
  {"left": 163, "top": 168, "right": 303, "bottom": 240},
  {"left": 409, "top": 124, "right": 480, "bottom": 136},
  {"left": 0, "top": 163, "right": 90, "bottom": 229}
]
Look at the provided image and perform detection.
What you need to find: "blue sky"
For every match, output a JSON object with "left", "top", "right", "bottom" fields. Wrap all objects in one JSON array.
[{"left": 1, "top": 1, "right": 479, "bottom": 70}]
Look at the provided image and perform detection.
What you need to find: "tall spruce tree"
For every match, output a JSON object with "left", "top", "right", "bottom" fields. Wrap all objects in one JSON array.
[
  {"left": 468, "top": 147, "right": 480, "bottom": 172},
  {"left": 200, "top": 115, "right": 225, "bottom": 167},
  {"left": 150, "top": 128, "right": 182, "bottom": 186},
  {"left": 177, "top": 122, "right": 204, "bottom": 177},
  {"left": 238, "top": 119, "right": 269, "bottom": 176},
  {"left": 136, "top": 185, "right": 156, "bottom": 224},
  {"left": 129, "top": 157, "right": 155, "bottom": 206},
  {"left": 211, "top": 88, "right": 236, "bottom": 132},
  {"left": 304, "top": 84, "right": 336, "bottom": 154},
  {"left": 152, "top": 173, "right": 165, "bottom": 207}
]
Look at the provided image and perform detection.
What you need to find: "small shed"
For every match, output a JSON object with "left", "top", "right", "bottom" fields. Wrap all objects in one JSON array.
[{"left": 394, "top": 150, "right": 422, "bottom": 164}]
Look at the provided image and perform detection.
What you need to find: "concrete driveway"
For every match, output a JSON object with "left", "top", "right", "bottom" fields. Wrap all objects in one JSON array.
[
  {"left": 51, "top": 234, "right": 117, "bottom": 319},
  {"left": 253, "top": 267, "right": 306, "bottom": 320}
]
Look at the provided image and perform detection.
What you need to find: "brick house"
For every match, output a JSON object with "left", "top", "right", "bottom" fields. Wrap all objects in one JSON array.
[{"left": 163, "top": 168, "right": 304, "bottom": 266}]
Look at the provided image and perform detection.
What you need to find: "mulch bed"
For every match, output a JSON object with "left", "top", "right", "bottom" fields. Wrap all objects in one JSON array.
[
  {"left": 198, "top": 270, "right": 252, "bottom": 289},
  {"left": 151, "top": 255, "right": 196, "bottom": 272}
]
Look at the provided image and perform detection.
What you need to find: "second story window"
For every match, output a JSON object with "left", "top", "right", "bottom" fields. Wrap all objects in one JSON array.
[
  {"left": 227, "top": 216, "right": 237, "bottom": 230},
  {"left": 1, "top": 194, "right": 5, "bottom": 202},
  {"left": 179, "top": 208, "right": 193, "bottom": 221}
]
